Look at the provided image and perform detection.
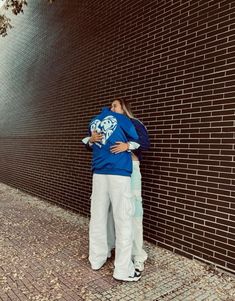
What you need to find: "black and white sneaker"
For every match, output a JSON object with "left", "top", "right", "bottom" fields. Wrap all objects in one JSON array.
[{"left": 114, "top": 270, "right": 141, "bottom": 282}]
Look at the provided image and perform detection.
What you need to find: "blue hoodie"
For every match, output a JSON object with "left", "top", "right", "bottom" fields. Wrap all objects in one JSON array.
[{"left": 89, "top": 108, "right": 139, "bottom": 176}]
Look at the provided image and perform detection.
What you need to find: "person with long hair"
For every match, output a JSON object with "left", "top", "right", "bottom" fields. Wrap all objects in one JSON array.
[
  {"left": 109, "top": 99, "right": 150, "bottom": 272},
  {"left": 85, "top": 98, "right": 150, "bottom": 273}
]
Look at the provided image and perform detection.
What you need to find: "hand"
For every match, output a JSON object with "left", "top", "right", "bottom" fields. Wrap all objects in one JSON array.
[
  {"left": 110, "top": 142, "right": 129, "bottom": 154},
  {"left": 89, "top": 131, "right": 103, "bottom": 143}
]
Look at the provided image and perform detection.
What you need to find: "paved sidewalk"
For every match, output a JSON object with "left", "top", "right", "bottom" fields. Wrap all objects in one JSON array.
[{"left": 0, "top": 183, "right": 235, "bottom": 301}]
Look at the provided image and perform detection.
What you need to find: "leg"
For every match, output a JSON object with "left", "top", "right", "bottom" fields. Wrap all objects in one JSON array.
[
  {"left": 107, "top": 204, "right": 115, "bottom": 257},
  {"left": 108, "top": 175, "right": 135, "bottom": 280},
  {"left": 89, "top": 174, "right": 110, "bottom": 269},
  {"left": 131, "top": 162, "right": 147, "bottom": 268}
]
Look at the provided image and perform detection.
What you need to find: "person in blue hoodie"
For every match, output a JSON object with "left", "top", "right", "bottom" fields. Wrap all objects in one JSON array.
[{"left": 83, "top": 106, "right": 141, "bottom": 282}]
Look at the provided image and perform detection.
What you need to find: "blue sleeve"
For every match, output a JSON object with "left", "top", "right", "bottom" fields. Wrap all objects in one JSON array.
[{"left": 131, "top": 119, "right": 150, "bottom": 151}]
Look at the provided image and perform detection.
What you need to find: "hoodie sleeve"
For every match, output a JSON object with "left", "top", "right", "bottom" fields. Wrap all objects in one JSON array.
[{"left": 132, "top": 119, "right": 150, "bottom": 151}]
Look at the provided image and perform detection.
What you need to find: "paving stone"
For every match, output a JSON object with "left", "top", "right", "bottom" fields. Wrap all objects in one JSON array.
[{"left": 0, "top": 183, "right": 235, "bottom": 301}]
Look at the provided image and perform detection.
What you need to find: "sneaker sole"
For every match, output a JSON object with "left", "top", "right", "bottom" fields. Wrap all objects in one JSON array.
[
  {"left": 135, "top": 267, "right": 144, "bottom": 272},
  {"left": 114, "top": 273, "right": 141, "bottom": 282}
]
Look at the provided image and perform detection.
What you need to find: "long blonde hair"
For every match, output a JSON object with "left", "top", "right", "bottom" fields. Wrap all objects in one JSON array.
[{"left": 114, "top": 98, "right": 135, "bottom": 119}]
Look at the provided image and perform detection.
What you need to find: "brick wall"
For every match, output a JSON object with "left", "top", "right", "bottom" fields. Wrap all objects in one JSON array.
[{"left": 0, "top": 0, "right": 234, "bottom": 273}]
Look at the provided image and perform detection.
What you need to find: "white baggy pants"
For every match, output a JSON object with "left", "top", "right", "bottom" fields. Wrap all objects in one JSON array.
[
  {"left": 107, "top": 161, "right": 148, "bottom": 262},
  {"left": 131, "top": 161, "right": 148, "bottom": 262},
  {"left": 89, "top": 174, "right": 135, "bottom": 279}
]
